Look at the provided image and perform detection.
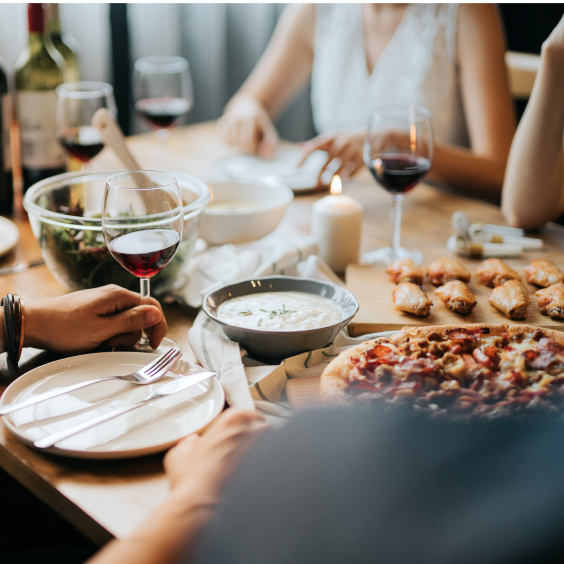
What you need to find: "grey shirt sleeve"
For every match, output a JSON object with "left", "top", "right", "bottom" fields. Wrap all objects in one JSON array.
[{"left": 192, "top": 406, "right": 564, "bottom": 564}]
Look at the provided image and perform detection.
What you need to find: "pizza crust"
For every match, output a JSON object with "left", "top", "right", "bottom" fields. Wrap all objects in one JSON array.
[
  {"left": 319, "top": 337, "right": 390, "bottom": 405},
  {"left": 320, "top": 324, "right": 564, "bottom": 404}
]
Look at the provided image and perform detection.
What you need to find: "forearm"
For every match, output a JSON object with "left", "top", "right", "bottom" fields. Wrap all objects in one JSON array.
[
  {"left": 502, "top": 44, "right": 564, "bottom": 229},
  {"left": 430, "top": 142, "right": 507, "bottom": 200},
  {"left": 87, "top": 489, "right": 215, "bottom": 564}
]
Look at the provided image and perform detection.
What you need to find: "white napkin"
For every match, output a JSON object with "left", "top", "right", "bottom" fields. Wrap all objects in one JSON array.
[
  {"left": 172, "top": 234, "right": 331, "bottom": 308},
  {"left": 188, "top": 309, "right": 380, "bottom": 420}
]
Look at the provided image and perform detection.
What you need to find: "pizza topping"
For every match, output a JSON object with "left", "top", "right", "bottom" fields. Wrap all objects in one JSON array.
[
  {"left": 444, "top": 327, "right": 478, "bottom": 340},
  {"left": 334, "top": 325, "right": 564, "bottom": 419},
  {"left": 538, "top": 337, "right": 564, "bottom": 355}
]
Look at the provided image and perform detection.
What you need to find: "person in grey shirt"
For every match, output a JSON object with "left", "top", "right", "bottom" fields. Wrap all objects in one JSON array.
[
  {"left": 89, "top": 404, "right": 563, "bottom": 564},
  {"left": 192, "top": 407, "right": 564, "bottom": 564}
]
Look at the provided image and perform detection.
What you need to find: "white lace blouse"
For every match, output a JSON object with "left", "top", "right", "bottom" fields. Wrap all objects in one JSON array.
[{"left": 311, "top": 3, "right": 470, "bottom": 148}]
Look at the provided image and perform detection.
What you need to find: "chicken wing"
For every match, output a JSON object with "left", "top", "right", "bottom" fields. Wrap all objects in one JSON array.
[
  {"left": 536, "top": 282, "right": 564, "bottom": 319},
  {"left": 489, "top": 279, "right": 531, "bottom": 320},
  {"left": 392, "top": 282, "right": 432, "bottom": 317},
  {"left": 524, "top": 259, "right": 564, "bottom": 288},
  {"left": 435, "top": 280, "right": 477, "bottom": 315},
  {"left": 426, "top": 257, "right": 471, "bottom": 286},
  {"left": 476, "top": 258, "right": 521, "bottom": 287},
  {"left": 386, "top": 258, "right": 424, "bottom": 285}
]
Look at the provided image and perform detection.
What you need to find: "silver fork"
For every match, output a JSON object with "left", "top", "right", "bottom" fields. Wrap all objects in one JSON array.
[{"left": 0, "top": 348, "right": 182, "bottom": 416}]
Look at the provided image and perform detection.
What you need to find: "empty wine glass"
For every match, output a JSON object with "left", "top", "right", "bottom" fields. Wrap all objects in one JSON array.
[
  {"left": 363, "top": 105, "right": 433, "bottom": 265},
  {"left": 133, "top": 56, "right": 193, "bottom": 141},
  {"left": 102, "top": 170, "right": 183, "bottom": 353},
  {"left": 56, "top": 82, "right": 116, "bottom": 169}
]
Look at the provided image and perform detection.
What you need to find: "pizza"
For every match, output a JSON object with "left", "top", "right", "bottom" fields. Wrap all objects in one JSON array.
[{"left": 320, "top": 324, "right": 564, "bottom": 419}]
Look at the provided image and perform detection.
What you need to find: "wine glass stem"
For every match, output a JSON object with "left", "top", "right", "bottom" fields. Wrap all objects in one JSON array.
[
  {"left": 139, "top": 277, "right": 151, "bottom": 347},
  {"left": 391, "top": 194, "right": 403, "bottom": 255},
  {"left": 156, "top": 129, "right": 169, "bottom": 167}
]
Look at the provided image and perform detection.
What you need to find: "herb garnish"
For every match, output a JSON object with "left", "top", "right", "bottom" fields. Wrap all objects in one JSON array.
[
  {"left": 239, "top": 310, "right": 253, "bottom": 316},
  {"left": 262, "top": 304, "right": 295, "bottom": 319}
]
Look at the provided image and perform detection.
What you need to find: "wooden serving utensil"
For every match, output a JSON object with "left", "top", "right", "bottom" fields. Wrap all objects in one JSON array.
[{"left": 92, "top": 108, "right": 148, "bottom": 187}]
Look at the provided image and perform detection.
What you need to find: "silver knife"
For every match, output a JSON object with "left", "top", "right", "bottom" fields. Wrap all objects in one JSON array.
[
  {"left": 0, "top": 260, "right": 45, "bottom": 276},
  {"left": 34, "top": 371, "right": 217, "bottom": 450}
]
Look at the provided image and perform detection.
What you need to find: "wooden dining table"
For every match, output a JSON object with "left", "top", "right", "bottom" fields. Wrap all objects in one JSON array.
[{"left": 1, "top": 121, "right": 563, "bottom": 545}]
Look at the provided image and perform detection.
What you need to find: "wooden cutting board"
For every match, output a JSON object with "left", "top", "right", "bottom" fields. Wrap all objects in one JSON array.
[
  {"left": 286, "top": 376, "right": 322, "bottom": 410},
  {"left": 345, "top": 261, "right": 564, "bottom": 336}
]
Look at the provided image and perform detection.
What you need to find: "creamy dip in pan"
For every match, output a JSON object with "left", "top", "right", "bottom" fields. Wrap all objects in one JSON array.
[{"left": 217, "top": 291, "right": 343, "bottom": 331}]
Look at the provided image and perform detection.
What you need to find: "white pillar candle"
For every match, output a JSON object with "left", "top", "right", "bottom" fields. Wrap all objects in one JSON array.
[{"left": 311, "top": 176, "right": 363, "bottom": 273}]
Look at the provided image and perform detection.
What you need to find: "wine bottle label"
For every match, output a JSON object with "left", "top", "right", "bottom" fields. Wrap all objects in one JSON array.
[
  {"left": 17, "top": 90, "right": 65, "bottom": 169},
  {"left": 1, "top": 94, "right": 10, "bottom": 173}
]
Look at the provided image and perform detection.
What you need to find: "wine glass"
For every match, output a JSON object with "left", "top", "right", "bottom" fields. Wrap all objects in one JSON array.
[
  {"left": 102, "top": 171, "right": 184, "bottom": 353},
  {"left": 133, "top": 56, "right": 193, "bottom": 144},
  {"left": 56, "top": 82, "right": 116, "bottom": 169},
  {"left": 363, "top": 106, "right": 433, "bottom": 265}
]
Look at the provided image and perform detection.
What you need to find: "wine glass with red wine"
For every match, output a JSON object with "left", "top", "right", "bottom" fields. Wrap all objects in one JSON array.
[
  {"left": 133, "top": 56, "right": 193, "bottom": 150},
  {"left": 56, "top": 82, "right": 116, "bottom": 169},
  {"left": 363, "top": 106, "right": 433, "bottom": 265},
  {"left": 102, "top": 171, "right": 184, "bottom": 353}
]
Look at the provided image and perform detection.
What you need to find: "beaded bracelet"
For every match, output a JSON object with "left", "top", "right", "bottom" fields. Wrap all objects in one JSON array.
[{"left": 1, "top": 294, "right": 23, "bottom": 365}]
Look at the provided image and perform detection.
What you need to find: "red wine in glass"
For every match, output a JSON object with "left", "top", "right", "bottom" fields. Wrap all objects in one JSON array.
[
  {"left": 367, "top": 154, "right": 431, "bottom": 195},
  {"left": 57, "top": 126, "right": 104, "bottom": 163},
  {"left": 109, "top": 229, "right": 180, "bottom": 278},
  {"left": 135, "top": 97, "right": 192, "bottom": 129}
]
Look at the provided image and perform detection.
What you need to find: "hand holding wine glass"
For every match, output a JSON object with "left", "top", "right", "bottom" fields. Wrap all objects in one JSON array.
[
  {"left": 56, "top": 82, "right": 116, "bottom": 168},
  {"left": 364, "top": 106, "right": 433, "bottom": 265},
  {"left": 102, "top": 171, "right": 183, "bottom": 353}
]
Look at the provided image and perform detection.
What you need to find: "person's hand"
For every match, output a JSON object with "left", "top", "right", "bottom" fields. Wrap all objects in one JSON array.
[
  {"left": 298, "top": 128, "right": 366, "bottom": 185},
  {"left": 218, "top": 95, "right": 279, "bottom": 158},
  {"left": 164, "top": 408, "right": 268, "bottom": 504},
  {"left": 24, "top": 285, "right": 167, "bottom": 354}
]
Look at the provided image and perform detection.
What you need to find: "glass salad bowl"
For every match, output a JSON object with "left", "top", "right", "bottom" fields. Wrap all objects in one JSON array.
[{"left": 23, "top": 170, "right": 210, "bottom": 296}]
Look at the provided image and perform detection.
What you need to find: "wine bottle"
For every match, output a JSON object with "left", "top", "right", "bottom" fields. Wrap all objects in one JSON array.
[
  {"left": 14, "top": 3, "right": 66, "bottom": 193},
  {"left": 49, "top": 3, "right": 79, "bottom": 83},
  {"left": 0, "top": 55, "right": 13, "bottom": 214}
]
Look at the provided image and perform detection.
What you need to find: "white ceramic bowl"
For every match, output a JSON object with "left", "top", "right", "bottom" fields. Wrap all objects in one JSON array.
[{"left": 199, "top": 180, "right": 293, "bottom": 245}]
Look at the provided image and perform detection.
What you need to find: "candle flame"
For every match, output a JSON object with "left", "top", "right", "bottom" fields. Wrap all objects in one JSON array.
[
  {"left": 208, "top": 184, "right": 214, "bottom": 203},
  {"left": 330, "top": 175, "right": 342, "bottom": 195}
]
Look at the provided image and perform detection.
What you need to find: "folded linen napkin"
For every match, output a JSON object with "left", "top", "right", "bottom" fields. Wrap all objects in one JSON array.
[
  {"left": 172, "top": 235, "right": 337, "bottom": 308},
  {"left": 188, "top": 309, "right": 389, "bottom": 419}
]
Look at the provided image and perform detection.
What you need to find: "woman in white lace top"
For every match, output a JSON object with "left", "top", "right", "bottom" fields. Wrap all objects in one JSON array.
[{"left": 219, "top": 4, "right": 516, "bottom": 198}]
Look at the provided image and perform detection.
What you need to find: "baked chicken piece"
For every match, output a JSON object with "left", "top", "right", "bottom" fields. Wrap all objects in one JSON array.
[
  {"left": 476, "top": 258, "right": 521, "bottom": 287},
  {"left": 536, "top": 283, "right": 564, "bottom": 319},
  {"left": 524, "top": 259, "right": 564, "bottom": 288},
  {"left": 392, "top": 282, "right": 432, "bottom": 317},
  {"left": 386, "top": 258, "right": 424, "bottom": 285},
  {"left": 435, "top": 280, "right": 477, "bottom": 315},
  {"left": 489, "top": 279, "right": 531, "bottom": 320},
  {"left": 426, "top": 257, "right": 471, "bottom": 286}
]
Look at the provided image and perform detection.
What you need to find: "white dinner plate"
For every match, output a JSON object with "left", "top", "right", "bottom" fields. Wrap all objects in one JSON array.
[
  {"left": 0, "top": 352, "right": 224, "bottom": 459},
  {"left": 0, "top": 216, "right": 19, "bottom": 257},
  {"left": 214, "top": 146, "right": 338, "bottom": 193}
]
